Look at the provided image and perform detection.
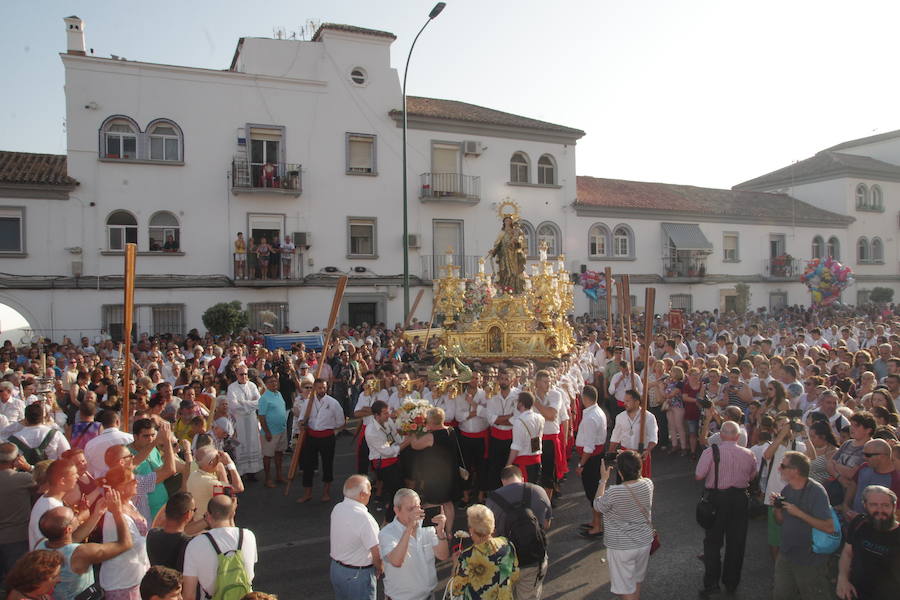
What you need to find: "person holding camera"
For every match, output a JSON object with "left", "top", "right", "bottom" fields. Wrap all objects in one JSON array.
[
  {"left": 771, "top": 451, "right": 835, "bottom": 600},
  {"left": 762, "top": 413, "right": 807, "bottom": 559},
  {"left": 695, "top": 421, "right": 758, "bottom": 597}
]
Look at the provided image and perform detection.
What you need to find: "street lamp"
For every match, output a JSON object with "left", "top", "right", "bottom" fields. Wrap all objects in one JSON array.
[{"left": 402, "top": 2, "right": 446, "bottom": 320}]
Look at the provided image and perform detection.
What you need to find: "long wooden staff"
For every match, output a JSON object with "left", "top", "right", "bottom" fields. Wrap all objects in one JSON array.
[
  {"left": 403, "top": 289, "right": 425, "bottom": 330},
  {"left": 121, "top": 243, "right": 136, "bottom": 421},
  {"left": 421, "top": 299, "right": 439, "bottom": 352},
  {"left": 604, "top": 267, "right": 613, "bottom": 343},
  {"left": 622, "top": 275, "right": 636, "bottom": 389},
  {"left": 285, "top": 275, "right": 348, "bottom": 495},
  {"left": 639, "top": 287, "right": 656, "bottom": 450},
  {"left": 616, "top": 277, "right": 627, "bottom": 348}
]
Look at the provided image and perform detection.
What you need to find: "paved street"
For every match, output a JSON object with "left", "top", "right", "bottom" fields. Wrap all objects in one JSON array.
[{"left": 236, "top": 435, "right": 776, "bottom": 599}]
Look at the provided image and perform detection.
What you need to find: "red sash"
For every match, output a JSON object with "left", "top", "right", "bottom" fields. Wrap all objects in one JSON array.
[
  {"left": 460, "top": 429, "right": 489, "bottom": 458},
  {"left": 445, "top": 420, "right": 459, "bottom": 428},
  {"left": 371, "top": 457, "right": 399, "bottom": 469},
  {"left": 621, "top": 447, "right": 652, "bottom": 478},
  {"left": 308, "top": 428, "right": 334, "bottom": 439},
  {"left": 489, "top": 426, "right": 513, "bottom": 440},
  {"left": 541, "top": 433, "right": 567, "bottom": 478},
  {"left": 575, "top": 444, "right": 605, "bottom": 457},
  {"left": 355, "top": 424, "right": 366, "bottom": 454},
  {"left": 513, "top": 454, "right": 541, "bottom": 482}
]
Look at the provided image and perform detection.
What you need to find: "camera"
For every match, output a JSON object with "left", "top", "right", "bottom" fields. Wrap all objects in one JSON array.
[
  {"left": 789, "top": 421, "right": 805, "bottom": 433},
  {"left": 786, "top": 409, "right": 803, "bottom": 419},
  {"left": 604, "top": 452, "right": 618, "bottom": 465},
  {"left": 773, "top": 494, "right": 786, "bottom": 508},
  {"left": 698, "top": 397, "right": 713, "bottom": 409}
]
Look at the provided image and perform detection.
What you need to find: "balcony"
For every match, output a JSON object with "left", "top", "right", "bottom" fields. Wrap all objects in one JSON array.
[
  {"left": 662, "top": 253, "right": 708, "bottom": 281},
  {"left": 420, "top": 254, "right": 481, "bottom": 281},
  {"left": 233, "top": 251, "right": 301, "bottom": 284},
  {"left": 764, "top": 256, "right": 801, "bottom": 280},
  {"left": 231, "top": 160, "right": 302, "bottom": 196},
  {"left": 420, "top": 173, "right": 480, "bottom": 203}
]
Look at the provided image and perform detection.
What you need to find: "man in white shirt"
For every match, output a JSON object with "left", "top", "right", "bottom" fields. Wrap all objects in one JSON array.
[
  {"left": 607, "top": 361, "right": 644, "bottom": 413},
  {"left": 29, "top": 459, "right": 102, "bottom": 550},
  {"left": 379, "top": 488, "right": 449, "bottom": 600},
  {"left": 353, "top": 374, "right": 379, "bottom": 475},
  {"left": 0, "top": 382, "right": 24, "bottom": 424},
  {"left": 84, "top": 409, "right": 133, "bottom": 478},
  {"left": 455, "top": 374, "right": 489, "bottom": 504},
  {"left": 6, "top": 404, "right": 69, "bottom": 464},
  {"left": 365, "top": 400, "right": 409, "bottom": 520},
  {"left": 182, "top": 495, "right": 257, "bottom": 600},
  {"left": 294, "top": 378, "right": 345, "bottom": 504},
  {"left": 533, "top": 370, "right": 564, "bottom": 501},
  {"left": 226, "top": 367, "right": 263, "bottom": 477},
  {"left": 575, "top": 385, "right": 607, "bottom": 538},
  {"left": 507, "top": 392, "right": 546, "bottom": 484},
  {"left": 329, "top": 475, "right": 383, "bottom": 600},
  {"left": 749, "top": 360, "right": 774, "bottom": 401},
  {"left": 608, "top": 389, "right": 658, "bottom": 478},
  {"left": 485, "top": 369, "right": 519, "bottom": 489}
]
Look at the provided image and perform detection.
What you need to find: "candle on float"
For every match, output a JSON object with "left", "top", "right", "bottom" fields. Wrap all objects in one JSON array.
[
  {"left": 539, "top": 247, "right": 548, "bottom": 262},
  {"left": 445, "top": 248, "right": 454, "bottom": 265},
  {"left": 558, "top": 254, "right": 566, "bottom": 271},
  {"left": 40, "top": 353, "right": 46, "bottom": 374},
  {"left": 478, "top": 257, "right": 485, "bottom": 274}
]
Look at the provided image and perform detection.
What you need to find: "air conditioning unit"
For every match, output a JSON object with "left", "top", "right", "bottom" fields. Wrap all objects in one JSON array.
[
  {"left": 293, "top": 232, "right": 311, "bottom": 248},
  {"left": 463, "top": 140, "right": 482, "bottom": 156},
  {"left": 71, "top": 260, "right": 83, "bottom": 277},
  {"left": 407, "top": 233, "right": 421, "bottom": 249}
]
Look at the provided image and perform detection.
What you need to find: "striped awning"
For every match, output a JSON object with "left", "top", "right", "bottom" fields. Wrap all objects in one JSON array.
[{"left": 661, "top": 223, "right": 713, "bottom": 251}]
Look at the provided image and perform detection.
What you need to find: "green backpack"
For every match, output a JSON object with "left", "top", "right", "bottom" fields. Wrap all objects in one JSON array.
[
  {"left": 9, "top": 429, "right": 56, "bottom": 465},
  {"left": 201, "top": 529, "right": 252, "bottom": 600}
]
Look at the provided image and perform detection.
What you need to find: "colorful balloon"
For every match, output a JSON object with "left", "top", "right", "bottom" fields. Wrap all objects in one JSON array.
[{"left": 800, "top": 258, "right": 853, "bottom": 307}]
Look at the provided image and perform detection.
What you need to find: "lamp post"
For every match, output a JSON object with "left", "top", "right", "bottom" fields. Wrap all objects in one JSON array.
[{"left": 402, "top": 2, "right": 446, "bottom": 320}]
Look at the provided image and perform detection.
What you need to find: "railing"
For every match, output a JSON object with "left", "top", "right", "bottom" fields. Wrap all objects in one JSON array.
[
  {"left": 662, "top": 256, "right": 708, "bottom": 278},
  {"left": 232, "top": 160, "right": 302, "bottom": 193},
  {"left": 420, "top": 254, "right": 481, "bottom": 280},
  {"left": 233, "top": 251, "right": 300, "bottom": 281},
  {"left": 420, "top": 173, "right": 480, "bottom": 200},
  {"left": 764, "top": 257, "right": 800, "bottom": 279}
]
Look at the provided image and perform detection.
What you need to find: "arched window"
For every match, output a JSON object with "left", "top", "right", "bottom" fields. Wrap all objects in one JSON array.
[
  {"left": 613, "top": 224, "right": 634, "bottom": 258},
  {"left": 509, "top": 152, "right": 530, "bottom": 184},
  {"left": 811, "top": 235, "right": 824, "bottom": 259},
  {"left": 827, "top": 236, "right": 840, "bottom": 260},
  {"left": 857, "top": 237, "right": 869, "bottom": 263},
  {"left": 871, "top": 237, "right": 883, "bottom": 262},
  {"left": 871, "top": 185, "right": 883, "bottom": 210},
  {"left": 855, "top": 183, "right": 869, "bottom": 209},
  {"left": 536, "top": 221, "right": 561, "bottom": 257},
  {"left": 147, "top": 119, "right": 182, "bottom": 162},
  {"left": 537, "top": 154, "right": 556, "bottom": 185},
  {"left": 106, "top": 211, "right": 137, "bottom": 250},
  {"left": 588, "top": 223, "right": 610, "bottom": 257},
  {"left": 519, "top": 219, "right": 536, "bottom": 258},
  {"left": 148, "top": 211, "right": 180, "bottom": 252},
  {"left": 100, "top": 116, "right": 139, "bottom": 160}
]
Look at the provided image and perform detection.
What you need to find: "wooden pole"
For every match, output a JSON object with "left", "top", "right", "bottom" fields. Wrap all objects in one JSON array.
[
  {"left": 604, "top": 267, "right": 613, "bottom": 343},
  {"left": 616, "top": 277, "right": 627, "bottom": 347},
  {"left": 121, "top": 243, "right": 136, "bottom": 422},
  {"left": 639, "top": 287, "right": 656, "bottom": 450},
  {"left": 421, "top": 300, "right": 439, "bottom": 353},
  {"left": 285, "top": 275, "right": 348, "bottom": 495},
  {"left": 622, "top": 275, "right": 636, "bottom": 384},
  {"left": 403, "top": 289, "right": 425, "bottom": 330}
]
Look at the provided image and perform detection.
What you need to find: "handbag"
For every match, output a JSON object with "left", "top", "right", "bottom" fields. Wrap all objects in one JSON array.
[
  {"left": 450, "top": 428, "right": 470, "bottom": 481},
  {"left": 74, "top": 582, "right": 105, "bottom": 600},
  {"left": 747, "top": 456, "right": 768, "bottom": 518},
  {"left": 624, "top": 481, "right": 661, "bottom": 555},
  {"left": 695, "top": 444, "right": 720, "bottom": 529}
]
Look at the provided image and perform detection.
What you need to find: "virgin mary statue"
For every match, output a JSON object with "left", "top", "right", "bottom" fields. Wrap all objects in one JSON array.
[{"left": 488, "top": 216, "right": 527, "bottom": 294}]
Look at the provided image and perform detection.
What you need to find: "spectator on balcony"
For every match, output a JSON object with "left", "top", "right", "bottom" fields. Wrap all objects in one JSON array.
[
  {"left": 259, "top": 162, "right": 277, "bottom": 188},
  {"left": 256, "top": 238, "right": 271, "bottom": 281},
  {"left": 163, "top": 235, "right": 179, "bottom": 253},
  {"left": 233, "top": 233, "right": 246, "bottom": 280},
  {"left": 280, "top": 236, "right": 295, "bottom": 280}
]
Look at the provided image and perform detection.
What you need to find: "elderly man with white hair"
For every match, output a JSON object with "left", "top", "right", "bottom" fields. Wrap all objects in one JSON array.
[
  {"left": 379, "top": 488, "right": 450, "bottom": 600},
  {"left": 695, "top": 420, "right": 759, "bottom": 598},
  {"left": 329, "top": 474, "right": 382, "bottom": 600}
]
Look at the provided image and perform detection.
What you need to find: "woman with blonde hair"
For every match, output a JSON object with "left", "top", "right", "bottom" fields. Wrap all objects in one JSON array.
[
  {"left": 99, "top": 466, "right": 150, "bottom": 600},
  {"left": 664, "top": 366, "right": 687, "bottom": 455},
  {"left": 450, "top": 504, "right": 519, "bottom": 600},
  {"left": 410, "top": 406, "right": 460, "bottom": 538}
]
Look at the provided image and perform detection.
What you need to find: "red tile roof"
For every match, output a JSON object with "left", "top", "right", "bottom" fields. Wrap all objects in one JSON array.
[
  {"left": 391, "top": 96, "right": 585, "bottom": 138},
  {"left": 0, "top": 151, "right": 78, "bottom": 187},
  {"left": 733, "top": 150, "right": 900, "bottom": 190},
  {"left": 311, "top": 23, "right": 397, "bottom": 42},
  {"left": 576, "top": 176, "right": 852, "bottom": 225}
]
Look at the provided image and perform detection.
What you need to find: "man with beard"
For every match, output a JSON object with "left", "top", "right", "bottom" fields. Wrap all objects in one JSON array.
[
  {"left": 836, "top": 485, "right": 899, "bottom": 599},
  {"left": 485, "top": 369, "right": 519, "bottom": 489}
]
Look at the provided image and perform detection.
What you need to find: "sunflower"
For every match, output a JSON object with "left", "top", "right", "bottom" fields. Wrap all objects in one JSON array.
[
  {"left": 464, "top": 550, "right": 499, "bottom": 591},
  {"left": 450, "top": 575, "right": 468, "bottom": 597},
  {"left": 480, "top": 584, "right": 512, "bottom": 600}
]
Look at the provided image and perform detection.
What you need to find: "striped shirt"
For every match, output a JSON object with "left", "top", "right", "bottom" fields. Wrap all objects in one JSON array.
[
  {"left": 594, "top": 478, "right": 655, "bottom": 550},
  {"left": 695, "top": 441, "right": 758, "bottom": 490}
]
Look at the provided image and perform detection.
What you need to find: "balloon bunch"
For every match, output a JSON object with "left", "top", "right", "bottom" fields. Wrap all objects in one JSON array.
[
  {"left": 578, "top": 270, "right": 612, "bottom": 301},
  {"left": 801, "top": 257, "right": 854, "bottom": 306}
]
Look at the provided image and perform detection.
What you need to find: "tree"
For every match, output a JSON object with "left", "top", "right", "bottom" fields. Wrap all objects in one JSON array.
[
  {"left": 202, "top": 301, "right": 248, "bottom": 336},
  {"left": 869, "top": 287, "right": 894, "bottom": 304},
  {"left": 734, "top": 283, "right": 751, "bottom": 314}
]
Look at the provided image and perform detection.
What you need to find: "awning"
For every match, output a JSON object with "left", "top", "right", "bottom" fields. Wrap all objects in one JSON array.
[{"left": 662, "top": 223, "right": 713, "bottom": 251}]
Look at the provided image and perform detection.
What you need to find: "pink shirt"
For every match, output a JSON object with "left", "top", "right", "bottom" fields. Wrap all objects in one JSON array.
[{"left": 695, "top": 441, "right": 758, "bottom": 490}]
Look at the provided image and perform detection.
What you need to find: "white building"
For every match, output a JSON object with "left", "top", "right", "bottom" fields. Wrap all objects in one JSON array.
[{"left": 0, "top": 17, "right": 895, "bottom": 340}]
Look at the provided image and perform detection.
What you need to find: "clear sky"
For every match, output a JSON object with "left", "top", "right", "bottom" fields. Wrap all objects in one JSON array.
[{"left": 2, "top": 0, "right": 899, "bottom": 189}]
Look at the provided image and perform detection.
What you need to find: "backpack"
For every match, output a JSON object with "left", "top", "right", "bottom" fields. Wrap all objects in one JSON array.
[
  {"left": 9, "top": 429, "right": 56, "bottom": 465},
  {"left": 489, "top": 485, "right": 547, "bottom": 568},
  {"left": 199, "top": 529, "right": 252, "bottom": 600}
]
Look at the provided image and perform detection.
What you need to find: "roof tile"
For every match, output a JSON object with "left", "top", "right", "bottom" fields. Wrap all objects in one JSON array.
[
  {"left": 311, "top": 23, "right": 397, "bottom": 42},
  {"left": 733, "top": 150, "right": 900, "bottom": 190},
  {"left": 0, "top": 151, "right": 77, "bottom": 187}
]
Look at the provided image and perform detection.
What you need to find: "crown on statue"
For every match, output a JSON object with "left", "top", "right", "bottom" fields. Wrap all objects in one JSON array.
[{"left": 497, "top": 199, "right": 521, "bottom": 222}]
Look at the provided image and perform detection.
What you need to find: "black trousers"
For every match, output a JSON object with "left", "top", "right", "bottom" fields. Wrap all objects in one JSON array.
[
  {"left": 580, "top": 453, "right": 604, "bottom": 505},
  {"left": 539, "top": 439, "right": 557, "bottom": 488},
  {"left": 703, "top": 487, "right": 750, "bottom": 591},
  {"left": 356, "top": 436, "right": 370, "bottom": 475},
  {"left": 302, "top": 434, "right": 336, "bottom": 487},
  {"left": 523, "top": 462, "right": 542, "bottom": 485},
  {"left": 459, "top": 434, "right": 489, "bottom": 492},
  {"left": 374, "top": 461, "right": 402, "bottom": 521},
  {"left": 487, "top": 436, "right": 512, "bottom": 490},
  {"left": 649, "top": 406, "right": 670, "bottom": 447}
]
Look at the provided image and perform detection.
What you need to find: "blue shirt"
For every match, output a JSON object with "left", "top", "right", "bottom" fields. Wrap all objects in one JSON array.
[{"left": 258, "top": 390, "right": 287, "bottom": 435}]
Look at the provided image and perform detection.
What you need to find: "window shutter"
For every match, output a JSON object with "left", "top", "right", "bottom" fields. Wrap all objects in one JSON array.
[{"left": 348, "top": 138, "right": 372, "bottom": 171}]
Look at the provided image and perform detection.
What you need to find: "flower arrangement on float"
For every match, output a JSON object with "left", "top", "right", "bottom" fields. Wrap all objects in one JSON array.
[{"left": 396, "top": 399, "right": 432, "bottom": 436}]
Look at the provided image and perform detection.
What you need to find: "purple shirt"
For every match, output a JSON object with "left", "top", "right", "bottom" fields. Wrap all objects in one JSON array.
[{"left": 695, "top": 440, "right": 758, "bottom": 490}]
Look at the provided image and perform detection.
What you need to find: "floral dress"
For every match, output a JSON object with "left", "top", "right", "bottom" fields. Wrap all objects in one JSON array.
[
  {"left": 664, "top": 380, "right": 684, "bottom": 409},
  {"left": 451, "top": 536, "right": 519, "bottom": 600}
]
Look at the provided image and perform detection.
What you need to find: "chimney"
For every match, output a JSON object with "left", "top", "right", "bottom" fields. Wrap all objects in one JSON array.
[{"left": 64, "top": 16, "right": 86, "bottom": 55}]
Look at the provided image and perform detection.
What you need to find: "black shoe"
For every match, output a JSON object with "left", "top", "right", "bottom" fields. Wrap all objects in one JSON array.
[
  {"left": 698, "top": 585, "right": 721, "bottom": 598},
  {"left": 245, "top": 472, "right": 257, "bottom": 482},
  {"left": 550, "top": 495, "right": 559, "bottom": 508},
  {"left": 578, "top": 530, "right": 603, "bottom": 540}
]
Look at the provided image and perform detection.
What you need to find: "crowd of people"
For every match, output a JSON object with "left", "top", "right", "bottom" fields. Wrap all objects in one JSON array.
[{"left": 0, "top": 302, "right": 897, "bottom": 599}]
